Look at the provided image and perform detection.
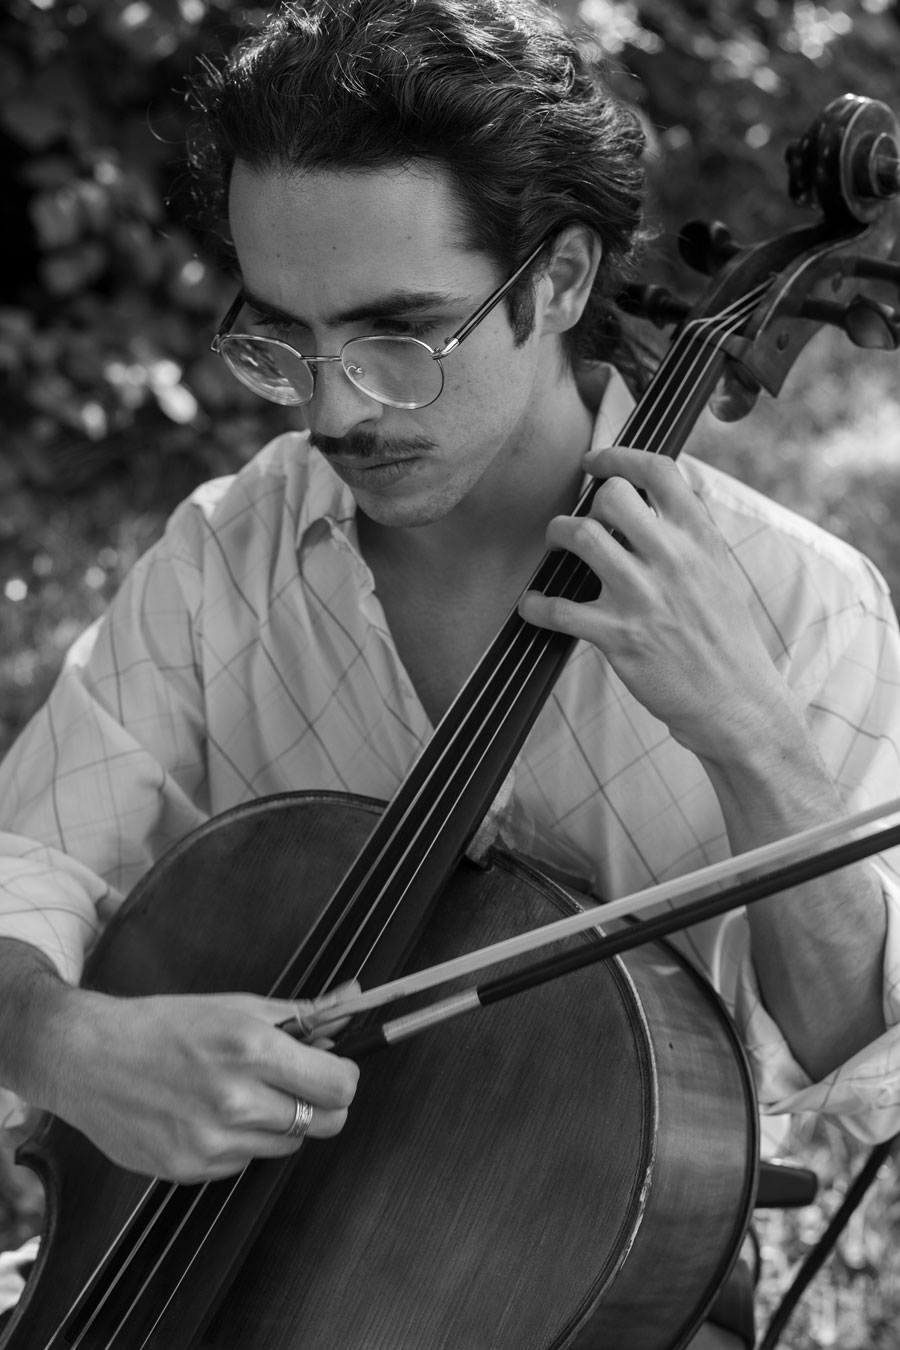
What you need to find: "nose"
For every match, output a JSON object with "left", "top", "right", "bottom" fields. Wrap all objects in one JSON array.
[{"left": 304, "top": 361, "right": 385, "bottom": 440}]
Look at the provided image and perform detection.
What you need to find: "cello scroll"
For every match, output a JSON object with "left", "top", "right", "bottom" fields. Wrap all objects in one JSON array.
[{"left": 622, "top": 94, "right": 900, "bottom": 408}]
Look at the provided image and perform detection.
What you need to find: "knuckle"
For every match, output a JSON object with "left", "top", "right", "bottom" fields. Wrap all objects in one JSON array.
[
  {"left": 169, "top": 1159, "right": 206, "bottom": 1184},
  {"left": 217, "top": 1081, "right": 258, "bottom": 1128},
  {"left": 594, "top": 476, "right": 629, "bottom": 513},
  {"left": 649, "top": 452, "right": 679, "bottom": 480},
  {"left": 570, "top": 515, "right": 599, "bottom": 547},
  {"left": 169, "top": 1125, "right": 227, "bottom": 1182},
  {"left": 218, "top": 1021, "right": 263, "bottom": 1065},
  {"left": 607, "top": 471, "right": 632, "bottom": 494},
  {"left": 320, "top": 1106, "right": 350, "bottom": 1138},
  {"left": 541, "top": 595, "right": 570, "bottom": 628}
]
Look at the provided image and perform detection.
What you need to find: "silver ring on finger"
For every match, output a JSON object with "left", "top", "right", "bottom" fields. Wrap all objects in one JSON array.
[{"left": 284, "top": 1095, "right": 314, "bottom": 1141}]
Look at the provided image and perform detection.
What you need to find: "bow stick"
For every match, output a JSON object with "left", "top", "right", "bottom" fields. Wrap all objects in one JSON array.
[{"left": 285, "top": 796, "right": 900, "bottom": 1053}]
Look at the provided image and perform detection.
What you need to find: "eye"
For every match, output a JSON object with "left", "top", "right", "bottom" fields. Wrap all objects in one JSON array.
[
  {"left": 377, "top": 317, "right": 437, "bottom": 341},
  {"left": 245, "top": 309, "right": 304, "bottom": 343}
]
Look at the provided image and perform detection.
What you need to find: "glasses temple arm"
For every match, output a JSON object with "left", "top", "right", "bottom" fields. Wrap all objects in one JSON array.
[
  {"left": 211, "top": 292, "right": 247, "bottom": 353},
  {"left": 435, "top": 234, "right": 555, "bottom": 357}
]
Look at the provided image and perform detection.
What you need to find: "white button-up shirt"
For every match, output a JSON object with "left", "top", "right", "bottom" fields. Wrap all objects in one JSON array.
[{"left": 2, "top": 373, "right": 900, "bottom": 1143}]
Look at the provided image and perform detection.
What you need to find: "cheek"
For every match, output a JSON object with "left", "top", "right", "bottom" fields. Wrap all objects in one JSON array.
[{"left": 441, "top": 340, "right": 534, "bottom": 419}]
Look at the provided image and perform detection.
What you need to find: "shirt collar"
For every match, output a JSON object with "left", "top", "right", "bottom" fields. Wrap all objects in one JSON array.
[
  {"left": 295, "top": 439, "right": 360, "bottom": 553},
  {"left": 584, "top": 363, "right": 635, "bottom": 451}
]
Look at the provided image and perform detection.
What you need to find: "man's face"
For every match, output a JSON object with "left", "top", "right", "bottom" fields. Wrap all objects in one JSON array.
[{"left": 227, "top": 162, "right": 567, "bottom": 528}]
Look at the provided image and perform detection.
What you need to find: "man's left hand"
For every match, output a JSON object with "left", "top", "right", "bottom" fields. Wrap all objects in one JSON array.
[{"left": 519, "top": 444, "right": 803, "bottom": 772}]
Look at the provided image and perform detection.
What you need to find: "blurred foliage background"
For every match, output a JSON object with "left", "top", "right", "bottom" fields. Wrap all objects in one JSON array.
[
  {"left": 2, "top": 0, "right": 900, "bottom": 1345},
  {"left": 3, "top": 0, "right": 900, "bottom": 751}
]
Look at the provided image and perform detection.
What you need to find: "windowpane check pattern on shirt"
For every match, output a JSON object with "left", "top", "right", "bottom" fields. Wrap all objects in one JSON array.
[{"left": 2, "top": 371, "right": 900, "bottom": 1142}]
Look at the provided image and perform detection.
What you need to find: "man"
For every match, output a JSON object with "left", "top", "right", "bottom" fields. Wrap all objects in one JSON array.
[{"left": 1, "top": 0, "right": 900, "bottom": 1345}]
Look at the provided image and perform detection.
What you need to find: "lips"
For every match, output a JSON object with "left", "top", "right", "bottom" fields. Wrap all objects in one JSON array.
[
  {"left": 323, "top": 455, "right": 420, "bottom": 489},
  {"left": 326, "top": 455, "right": 413, "bottom": 471}
]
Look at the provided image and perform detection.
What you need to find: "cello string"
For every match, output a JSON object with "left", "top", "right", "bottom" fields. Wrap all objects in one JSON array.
[
  {"left": 39, "top": 285, "right": 768, "bottom": 1350},
  {"left": 286, "top": 288, "right": 769, "bottom": 999},
  {"left": 39, "top": 1182, "right": 182, "bottom": 1349},
  {"left": 262, "top": 286, "right": 767, "bottom": 1005},
  {"left": 127, "top": 1172, "right": 255, "bottom": 1350},
  {"left": 64, "top": 1174, "right": 249, "bottom": 1350}
]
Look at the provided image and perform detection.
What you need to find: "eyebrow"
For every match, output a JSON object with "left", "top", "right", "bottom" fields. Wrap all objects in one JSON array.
[{"left": 239, "top": 285, "right": 464, "bottom": 328}]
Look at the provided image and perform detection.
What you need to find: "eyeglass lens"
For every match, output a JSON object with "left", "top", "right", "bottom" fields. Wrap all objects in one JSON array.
[
  {"left": 220, "top": 336, "right": 315, "bottom": 406},
  {"left": 218, "top": 334, "right": 444, "bottom": 410}
]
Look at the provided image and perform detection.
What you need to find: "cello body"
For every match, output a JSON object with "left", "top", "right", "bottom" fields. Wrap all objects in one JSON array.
[{"left": 6, "top": 793, "right": 757, "bottom": 1350}]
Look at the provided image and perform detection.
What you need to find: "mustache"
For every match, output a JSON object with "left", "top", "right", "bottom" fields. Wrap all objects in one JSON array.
[{"left": 310, "top": 430, "right": 436, "bottom": 460}]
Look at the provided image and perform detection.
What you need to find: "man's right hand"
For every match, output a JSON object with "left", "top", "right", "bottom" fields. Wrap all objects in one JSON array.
[{"left": 0, "top": 941, "right": 360, "bottom": 1183}]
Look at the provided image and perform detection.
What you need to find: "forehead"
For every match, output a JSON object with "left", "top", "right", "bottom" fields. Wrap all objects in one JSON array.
[{"left": 228, "top": 163, "right": 496, "bottom": 314}]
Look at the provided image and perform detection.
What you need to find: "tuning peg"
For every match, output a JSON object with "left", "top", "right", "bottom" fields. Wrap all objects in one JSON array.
[
  {"left": 616, "top": 284, "right": 691, "bottom": 328},
  {"left": 852, "top": 131, "right": 900, "bottom": 201},
  {"left": 677, "top": 221, "right": 741, "bottom": 276},
  {"left": 847, "top": 256, "right": 900, "bottom": 287},
  {"left": 709, "top": 363, "right": 761, "bottom": 423},
  {"left": 801, "top": 294, "right": 900, "bottom": 350}
]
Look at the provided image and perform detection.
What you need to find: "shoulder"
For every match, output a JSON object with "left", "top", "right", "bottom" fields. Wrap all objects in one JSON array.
[
  {"left": 679, "top": 455, "right": 898, "bottom": 699},
  {"left": 160, "top": 431, "right": 346, "bottom": 566},
  {"left": 680, "top": 453, "right": 891, "bottom": 613},
  {"left": 172, "top": 431, "right": 316, "bottom": 532},
  {"left": 109, "top": 432, "right": 344, "bottom": 625}
]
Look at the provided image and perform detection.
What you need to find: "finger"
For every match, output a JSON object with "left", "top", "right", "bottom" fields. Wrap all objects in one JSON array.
[
  {"left": 197, "top": 993, "right": 360, "bottom": 1104},
  {"left": 269, "top": 980, "right": 362, "bottom": 1041},
  {"left": 586, "top": 476, "right": 659, "bottom": 554},
  {"left": 218, "top": 1003, "right": 360, "bottom": 1115},
  {"left": 181, "top": 1101, "right": 352, "bottom": 1180},
  {"left": 542, "top": 511, "right": 636, "bottom": 587},
  {"left": 264, "top": 1092, "right": 346, "bottom": 1142},
  {"left": 584, "top": 446, "right": 691, "bottom": 518},
  {"left": 252, "top": 1086, "right": 350, "bottom": 1153},
  {"left": 220, "top": 1082, "right": 348, "bottom": 1139},
  {"left": 293, "top": 980, "right": 362, "bottom": 1042},
  {"left": 519, "top": 512, "right": 630, "bottom": 635},
  {"left": 206, "top": 1060, "right": 355, "bottom": 1147},
  {"left": 519, "top": 588, "right": 612, "bottom": 645},
  {"left": 273, "top": 1037, "right": 360, "bottom": 1106}
]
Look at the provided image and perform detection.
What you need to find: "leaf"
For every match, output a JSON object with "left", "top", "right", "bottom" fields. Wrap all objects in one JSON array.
[
  {"left": 40, "top": 243, "right": 108, "bottom": 296},
  {"left": 30, "top": 190, "right": 82, "bottom": 249},
  {"left": 0, "top": 94, "right": 69, "bottom": 151}
]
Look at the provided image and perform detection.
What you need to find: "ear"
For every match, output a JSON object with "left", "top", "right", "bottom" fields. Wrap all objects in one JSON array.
[{"left": 538, "top": 225, "right": 602, "bottom": 336}]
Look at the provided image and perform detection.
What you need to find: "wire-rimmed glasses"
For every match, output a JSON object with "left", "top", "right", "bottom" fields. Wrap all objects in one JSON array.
[{"left": 211, "top": 235, "right": 551, "bottom": 410}]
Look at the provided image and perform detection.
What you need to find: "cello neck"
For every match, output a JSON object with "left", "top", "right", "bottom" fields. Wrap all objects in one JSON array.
[{"left": 273, "top": 289, "right": 764, "bottom": 999}]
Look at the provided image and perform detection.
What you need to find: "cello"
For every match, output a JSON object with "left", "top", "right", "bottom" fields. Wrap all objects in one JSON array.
[{"left": 4, "top": 93, "right": 900, "bottom": 1350}]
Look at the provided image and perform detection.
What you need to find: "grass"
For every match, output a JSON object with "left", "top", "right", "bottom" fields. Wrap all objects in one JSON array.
[{"left": 1, "top": 328, "right": 899, "bottom": 1346}]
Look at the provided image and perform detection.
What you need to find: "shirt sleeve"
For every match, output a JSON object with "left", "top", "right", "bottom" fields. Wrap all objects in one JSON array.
[
  {"left": 0, "top": 501, "right": 214, "bottom": 1128},
  {"left": 730, "top": 556, "right": 900, "bottom": 1143},
  {"left": 0, "top": 497, "right": 212, "bottom": 984}
]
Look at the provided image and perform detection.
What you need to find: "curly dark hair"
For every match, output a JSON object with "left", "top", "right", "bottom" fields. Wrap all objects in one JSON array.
[{"left": 188, "top": 0, "right": 651, "bottom": 381}]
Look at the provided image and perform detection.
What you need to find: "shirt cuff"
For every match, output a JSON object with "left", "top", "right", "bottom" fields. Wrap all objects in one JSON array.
[
  {"left": 0, "top": 835, "right": 110, "bottom": 986},
  {"left": 735, "top": 864, "right": 900, "bottom": 1144}
]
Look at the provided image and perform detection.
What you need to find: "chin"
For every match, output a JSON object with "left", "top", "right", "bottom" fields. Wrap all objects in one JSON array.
[{"left": 358, "top": 497, "right": 450, "bottom": 529}]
